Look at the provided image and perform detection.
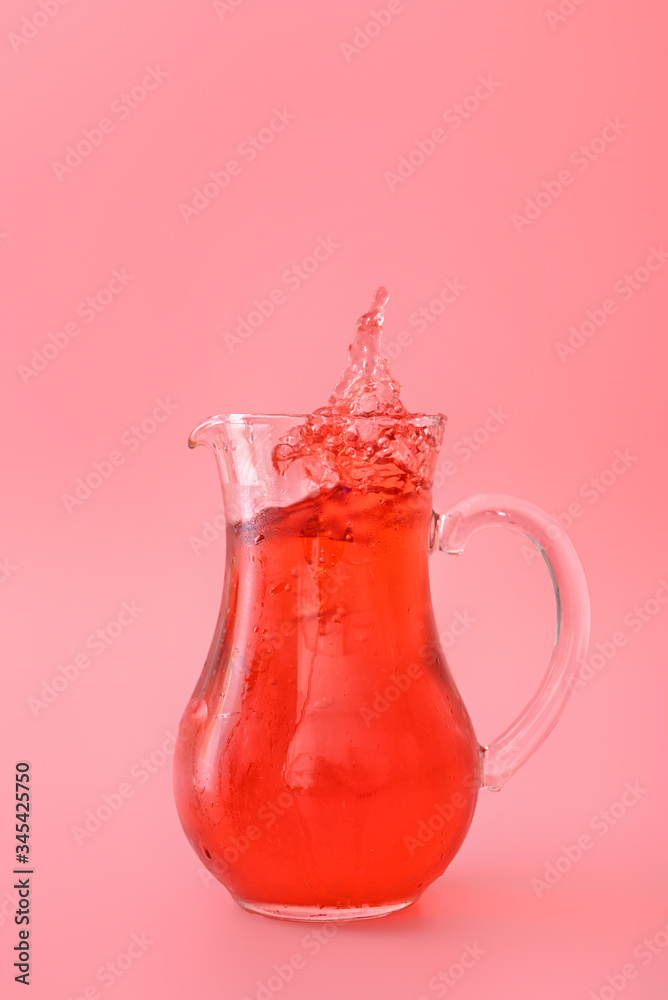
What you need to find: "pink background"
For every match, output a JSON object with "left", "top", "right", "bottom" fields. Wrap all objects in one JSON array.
[{"left": 2, "top": 0, "right": 668, "bottom": 997}]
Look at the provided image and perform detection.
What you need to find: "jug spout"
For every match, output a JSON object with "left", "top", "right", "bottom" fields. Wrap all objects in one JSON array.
[
  {"left": 189, "top": 413, "right": 312, "bottom": 452},
  {"left": 188, "top": 413, "right": 320, "bottom": 525},
  {"left": 188, "top": 414, "right": 229, "bottom": 450}
]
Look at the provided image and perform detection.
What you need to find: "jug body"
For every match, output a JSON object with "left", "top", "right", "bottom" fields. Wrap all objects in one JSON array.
[
  {"left": 174, "top": 413, "right": 591, "bottom": 921},
  {"left": 174, "top": 417, "right": 481, "bottom": 919}
]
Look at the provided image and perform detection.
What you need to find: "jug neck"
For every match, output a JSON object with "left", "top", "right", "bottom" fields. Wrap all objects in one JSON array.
[
  {"left": 189, "top": 414, "right": 445, "bottom": 528},
  {"left": 190, "top": 414, "right": 320, "bottom": 523}
]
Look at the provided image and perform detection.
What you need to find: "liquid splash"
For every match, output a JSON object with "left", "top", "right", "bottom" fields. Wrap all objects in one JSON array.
[{"left": 273, "top": 287, "right": 444, "bottom": 491}]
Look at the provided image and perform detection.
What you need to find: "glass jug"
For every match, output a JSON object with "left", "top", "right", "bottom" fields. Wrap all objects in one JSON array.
[{"left": 173, "top": 413, "right": 590, "bottom": 921}]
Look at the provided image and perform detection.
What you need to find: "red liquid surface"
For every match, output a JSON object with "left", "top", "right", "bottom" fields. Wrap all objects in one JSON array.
[{"left": 174, "top": 483, "right": 481, "bottom": 909}]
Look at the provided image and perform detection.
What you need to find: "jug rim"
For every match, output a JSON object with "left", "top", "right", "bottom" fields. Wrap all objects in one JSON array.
[
  {"left": 191, "top": 411, "right": 447, "bottom": 421},
  {"left": 189, "top": 411, "right": 446, "bottom": 447}
]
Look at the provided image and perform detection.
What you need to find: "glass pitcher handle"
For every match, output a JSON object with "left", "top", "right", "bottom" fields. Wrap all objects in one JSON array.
[{"left": 432, "top": 494, "right": 591, "bottom": 791}]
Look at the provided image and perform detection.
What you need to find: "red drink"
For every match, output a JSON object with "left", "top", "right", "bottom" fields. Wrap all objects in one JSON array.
[
  {"left": 175, "top": 288, "right": 481, "bottom": 917},
  {"left": 174, "top": 482, "right": 480, "bottom": 912}
]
